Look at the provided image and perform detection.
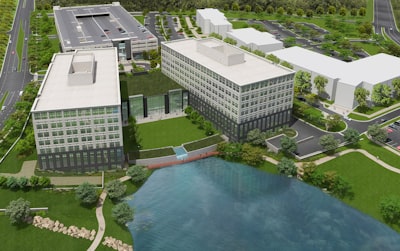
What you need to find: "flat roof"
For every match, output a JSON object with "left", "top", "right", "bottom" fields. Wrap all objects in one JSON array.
[
  {"left": 227, "top": 28, "right": 280, "bottom": 45},
  {"left": 163, "top": 38, "right": 294, "bottom": 86},
  {"left": 32, "top": 48, "right": 120, "bottom": 112},
  {"left": 54, "top": 2, "right": 156, "bottom": 50},
  {"left": 272, "top": 46, "right": 400, "bottom": 86},
  {"left": 271, "top": 46, "right": 345, "bottom": 79},
  {"left": 197, "top": 8, "right": 231, "bottom": 25}
]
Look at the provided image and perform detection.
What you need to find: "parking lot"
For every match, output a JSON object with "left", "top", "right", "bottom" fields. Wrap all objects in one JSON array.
[{"left": 386, "top": 120, "right": 400, "bottom": 150}]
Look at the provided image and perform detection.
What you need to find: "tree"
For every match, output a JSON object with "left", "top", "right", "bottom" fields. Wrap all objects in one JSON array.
[
  {"left": 266, "top": 54, "right": 280, "bottom": 64},
  {"left": 296, "top": 8, "right": 304, "bottom": 17},
  {"left": 38, "top": 176, "right": 51, "bottom": 188},
  {"left": 354, "top": 87, "right": 370, "bottom": 108},
  {"left": 350, "top": 8, "right": 358, "bottom": 16},
  {"left": 325, "top": 114, "right": 342, "bottom": 131},
  {"left": 241, "top": 143, "right": 265, "bottom": 166},
  {"left": 244, "top": 4, "right": 251, "bottom": 12},
  {"left": 316, "top": 6, "right": 324, "bottom": 15},
  {"left": 254, "top": 5, "right": 263, "bottom": 14},
  {"left": 380, "top": 196, "right": 400, "bottom": 225},
  {"left": 306, "top": 9, "right": 313, "bottom": 18},
  {"left": 266, "top": 5, "right": 274, "bottom": 14},
  {"left": 280, "top": 136, "right": 297, "bottom": 153},
  {"left": 0, "top": 176, "right": 7, "bottom": 187},
  {"left": 294, "top": 70, "right": 311, "bottom": 94},
  {"left": 223, "top": 37, "right": 237, "bottom": 45},
  {"left": 29, "top": 176, "right": 40, "bottom": 188},
  {"left": 328, "top": 6, "right": 336, "bottom": 15},
  {"left": 392, "top": 78, "right": 400, "bottom": 97},
  {"left": 281, "top": 61, "right": 293, "bottom": 69},
  {"left": 231, "top": 2, "right": 239, "bottom": 11},
  {"left": 277, "top": 157, "right": 297, "bottom": 176},
  {"left": 283, "top": 37, "right": 296, "bottom": 47},
  {"left": 343, "top": 128, "right": 361, "bottom": 145},
  {"left": 339, "top": 7, "right": 347, "bottom": 16},
  {"left": 6, "top": 177, "right": 19, "bottom": 190},
  {"left": 313, "top": 75, "right": 328, "bottom": 95},
  {"left": 319, "top": 134, "right": 339, "bottom": 153},
  {"left": 128, "top": 116, "right": 141, "bottom": 150},
  {"left": 75, "top": 182, "right": 98, "bottom": 205},
  {"left": 150, "top": 60, "right": 157, "bottom": 68},
  {"left": 203, "top": 121, "right": 215, "bottom": 136},
  {"left": 246, "top": 129, "right": 266, "bottom": 146},
  {"left": 367, "top": 124, "right": 387, "bottom": 143},
  {"left": 305, "top": 93, "right": 318, "bottom": 105},
  {"left": 301, "top": 162, "right": 317, "bottom": 182},
  {"left": 372, "top": 83, "right": 392, "bottom": 106},
  {"left": 286, "top": 7, "right": 293, "bottom": 15},
  {"left": 18, "top": 177, "right": 29, "bottom": 189},
  {"left": 112, "top": 202, "right": 134, "bottom": 225},
  {"left": 276, "top": 7, "right": 284, "bottom": 15},
  {"left": 359, "top": 7, "right": 366, "bottom": 16},
  {"left": 127, "top": 165, "right": 148, "bottom": 183},
  {"left": 5, "top": 198, "right": 31, "bottom": 224},
  {"left": 105, "top": 180, "right": 127, "bottom": 201}
]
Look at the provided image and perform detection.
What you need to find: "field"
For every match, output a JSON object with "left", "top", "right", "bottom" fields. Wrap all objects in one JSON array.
[{"left": 318, "top": 152, "right": 400, "bottom": 232}]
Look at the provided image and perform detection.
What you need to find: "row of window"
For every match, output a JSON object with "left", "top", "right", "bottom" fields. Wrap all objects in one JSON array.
[{"left": 34, "top": 107, "right": 119, "bottom": 120}]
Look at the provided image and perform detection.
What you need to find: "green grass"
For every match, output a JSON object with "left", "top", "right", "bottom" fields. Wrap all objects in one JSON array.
[
  {"left": 0, "top": 91, "right": 9, "bottom": 108},
  {"left": 0, "top": 147, "right": 37, "bottom": 174},
  {"left": 138, "top": 117, "right": 207, "bottom": 149},
  {"left": 258, "top": 161, "right": 279, "bottom": 174},
  {"left": 231, "top": 21, "right": 249, "bottom": 29},
  {"left": 0, "top": 189, "right": 98, "bottom": 250},
  {"left": 318, "top": 152, "right": 400, "bottom": 231},
  {"left": 358, "top": 136, "right": 400, "bottom": 169},
  {"left": 120, "top": 71, "right": 183, "bottom": 96},
  {"left": 183, "top": 135, "right": 224, "bottom": 151},
  {"left": 353, "top": 41, "right": 384, "bottom": 55},
  {"left": 133, "top": 15, "right": 145, "bottom": 25},
  {"left": 128, "top": 147, "right": 175, "bottom": 160},
  {"left": 16, "top": 22, "right": 24, "bottom": 70}
]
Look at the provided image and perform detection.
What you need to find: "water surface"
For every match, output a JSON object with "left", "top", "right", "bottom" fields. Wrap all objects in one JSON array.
[{"left": 127, "top": 157, "right": 400, "bottom": 251}]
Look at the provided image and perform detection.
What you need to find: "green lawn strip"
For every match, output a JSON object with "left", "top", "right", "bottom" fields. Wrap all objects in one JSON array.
[
  {"left": 358, "top": 136, "right": 400, "bottom": 169},
  {"left": 0, "top": 91, "right": 9, "bottom": 108},
  {"left": 366, "top": 0, "right": 374, "bottom": 22},
  {"left": 353, "top": 41, "right": 384, "bottom": 55},
  {"left": 0, "top": 147, "right": 36, "bottom": 174},
  {"left": 231, "top": 21, "right": 248, "bottom": 29},
  {"left": 183, "top": 134, "right": 224, "bottom": 151},
  {"left": 138, "top": 117, "right": 207, "bottom": 149},
  {"left": 0, "top": 189, "right": 99, "bottom": 250},
  {"left": 16, "top": 22, "right": 24, "bottom": 70},
  {"left": 258, "top": 160, "right": 279, "bottom": 174},
  {"left": 347, "top": 113, "right": 369, "bottom": 121},
  {"left": 317, "top": 152, "right": 400, "bottom": 232},
  {"left": 133, "top": 15, "right": 144, "bottom": 25},
  {"left": 121, "top": 71, "right": 183, "bottom": 96},
  {"left": 355, "top": 99, "right": 400, "bottom": 115}
]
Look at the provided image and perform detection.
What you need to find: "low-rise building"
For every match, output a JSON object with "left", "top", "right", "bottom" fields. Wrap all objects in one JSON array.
[
  {"left": 31, "top": 48, "right": 124, "bottom": 171},
  {"left": 272, "top": 46, "right": 400, "bottom": 110},
  {"left": 196, "top": 8, "right": 232, "bottom": 37},
  {"left": 226, "top": 28, "right": 283, "bottom": 53},
  {"left": 53, "top": 2, "right": 158, "bottom": 60},
  {"left": 162, "top": 38, "right": 295, "bottom": 141}
]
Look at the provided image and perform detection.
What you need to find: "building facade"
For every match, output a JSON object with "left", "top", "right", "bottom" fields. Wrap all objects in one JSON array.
[
  {"left": 196, "top": 9, "right": 232, "bottom": 37},
  {"left": 31, "top": 48, "right": 124, "bottom": 171},
  {"left": 226, "top": 28, "right": 283, "bottom": 53},
  {"left": 162, "top": 38, "right": 295, "bottom": 141}
]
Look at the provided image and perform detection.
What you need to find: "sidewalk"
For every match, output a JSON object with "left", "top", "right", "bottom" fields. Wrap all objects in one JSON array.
[{"left": 185, "top": 16, "right": 202, "bottom": 38}]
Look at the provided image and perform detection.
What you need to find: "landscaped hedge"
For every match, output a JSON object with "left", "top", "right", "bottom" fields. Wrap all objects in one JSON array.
[{"left": 184, "top": 135, "right": 224, "bottom": 152}]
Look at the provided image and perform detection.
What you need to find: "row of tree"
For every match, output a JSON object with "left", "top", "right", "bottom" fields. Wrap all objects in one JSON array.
[
  {"left": 184, "top": 106, "right": 216, "bottom": 136},
  {"left": 355, "top": 80, "right": 400, "bottom": 109},
  {"left": 0, "top": 175, "right": 51, "bottom": 190}
]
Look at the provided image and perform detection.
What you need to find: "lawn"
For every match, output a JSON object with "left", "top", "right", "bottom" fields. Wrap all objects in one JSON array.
[
  {"left": 0, "top": 147, "right": 37, "bottom": 174},
  {"left": 138, "top": 117, "right": 208, "bottom": 149},
  {"left": 357, "top": 135, "right": 400, "bottom": 169},
  {"left": 133, "top": 15, "right": 144, "bottom": 25},
  {"left": 231, "top": 21, "right": 249, "bottom": 29},
  {"left": 120, "top": 71, "right": 183, "bottom": 96},
  {"left": 353, "top": 41, "right": 384, "bottom": 55},
  {"left": 318, "top": 152, "right": 400, "bottom": 232},
  {"left": 0, "top": 188, "right": 98, "bottom": 250},
  {"left": 17, "top": 22, "right": 24, "bottom": 70}
]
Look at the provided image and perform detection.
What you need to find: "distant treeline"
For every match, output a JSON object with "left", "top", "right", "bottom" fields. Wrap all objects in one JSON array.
[{"left": 36, "top": 0, "right": 366, "bottom": 13}]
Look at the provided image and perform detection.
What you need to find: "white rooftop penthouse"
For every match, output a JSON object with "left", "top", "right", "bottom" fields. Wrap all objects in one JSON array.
[
  {"left": 196, "top": 8, "right": 232, "bottom": 37},
  {"left": 226, "top": 28, "right": 283, "bottom": 53}
]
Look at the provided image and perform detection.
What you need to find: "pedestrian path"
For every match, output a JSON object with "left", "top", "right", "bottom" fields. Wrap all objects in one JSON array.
[{"left": 264, "top": 148, "right": 400, "bottom": 174}]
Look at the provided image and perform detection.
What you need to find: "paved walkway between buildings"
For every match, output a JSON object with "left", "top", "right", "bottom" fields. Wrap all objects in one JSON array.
[
  {"left": 263, "top": 148, "right": 400, "bottom": 174},
  {"left": 0, "top": 160, "right": 102, "bottom": 186},
  {"left": 185, "top": 16, "right": 202, "bottom": 38}
]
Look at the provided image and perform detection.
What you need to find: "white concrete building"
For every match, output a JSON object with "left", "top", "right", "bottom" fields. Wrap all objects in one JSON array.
[
  {"left": 162, "top": 38, "right": 295, "bottom": 141},
  {"left": 226, "top": 28, "right": 284, "bottom": 53},
  {"left": 31, "top": 48, "right": 124, "bottom": 171},
  {"left": 271, "top": 46, "right": 400, "bottom": 110},
  {"left": 196, "top": 8, "right": 232, "bottom": 37}
]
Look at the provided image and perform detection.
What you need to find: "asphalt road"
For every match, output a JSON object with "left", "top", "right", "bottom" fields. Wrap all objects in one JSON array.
[
  {"left": 0, "top": 0, "right": 34, "bottom": 128},
  {"left": 374, "top": 0, "right": 400, "bottom": 43},
  {"left": 145, "top": 12, "right": 165, "bottom": 46}
]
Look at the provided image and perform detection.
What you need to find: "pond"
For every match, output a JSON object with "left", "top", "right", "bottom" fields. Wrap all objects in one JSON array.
[{"left": 127, "top": 157, "right": 400, "bottom": 251}]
